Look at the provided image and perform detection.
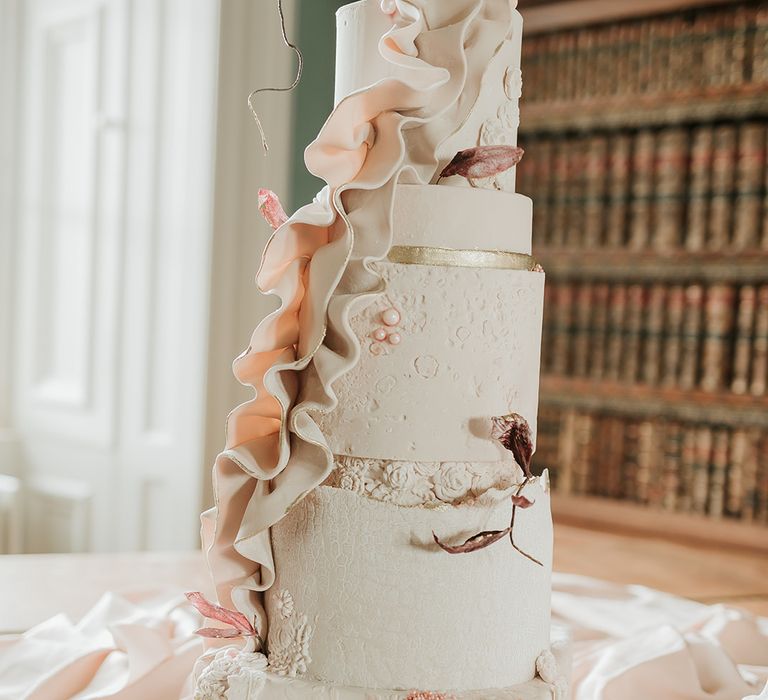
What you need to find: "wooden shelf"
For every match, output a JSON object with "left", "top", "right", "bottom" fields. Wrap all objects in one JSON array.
[
  {"left": 521, "top": 0, "right": 743, "bottom": 35},
  {"left": 540, "top": 375, "right": 768, "bottom": 427},
  {"left": 552, "top": 492, "right": 768, "bottom": 554},
  {"left": 534, "top": 248, "right": 768, "bottom": 283},
  {"left": 519, "top": 86, "right": 768, "bottom": 134}
]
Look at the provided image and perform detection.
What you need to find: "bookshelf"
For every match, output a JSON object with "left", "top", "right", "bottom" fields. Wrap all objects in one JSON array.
[
  {"left": 520, "top": 88, "right": 768, "bottom": 133},
  {"left": 519, "top": 0, "right": 768, "bottom": 545},
  {"left": 534, "top": 249, "right": 767, "bottom": 282},
  {"left": 541, "top": 376, "right": 768, "bottom": 427}
]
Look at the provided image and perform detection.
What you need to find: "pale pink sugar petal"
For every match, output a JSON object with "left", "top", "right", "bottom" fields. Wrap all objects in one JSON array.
[
  {"left": 432, "top": 527, "right": 511, "bottom": 555},
  {"left": 439, "top": 146, "right": 524, "bottom": 181},
  {"left": 185, "top": 592, "right": 255, "bottom": 634},
  {"left": 257, "top": 188, "right": 289, "bottom": 230}
]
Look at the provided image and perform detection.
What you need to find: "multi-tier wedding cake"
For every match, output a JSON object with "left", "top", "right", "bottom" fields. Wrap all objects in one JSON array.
[{"left": 193, "top": 1, "right": 569, "bottom": 698}]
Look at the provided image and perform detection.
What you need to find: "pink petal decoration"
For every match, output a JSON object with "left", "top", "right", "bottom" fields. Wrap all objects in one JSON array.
[
  {"left": 439, "top": 146, "right": 524, "bottom": 181},
  {"left": 432, "top": 527, "right": 512, "bottom": 555},
  {"left": 257, "top": 188, "right": 289, "bottom": 230},
  {"left": 185, "top": 592, "right": 255, "bottom": 635}
]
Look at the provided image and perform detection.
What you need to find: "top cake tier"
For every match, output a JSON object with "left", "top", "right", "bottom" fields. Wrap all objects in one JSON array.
[{"left": 335, "top": 0, "right": 525, "bottom": 193}]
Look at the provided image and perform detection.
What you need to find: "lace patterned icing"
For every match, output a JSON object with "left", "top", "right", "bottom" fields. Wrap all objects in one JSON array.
[
  {"left": 326, "top": 455, "right": 522, "bottom": 506},
  {"left": 317, "top": 263, "right": 545, "bottom": 463},
  {"left": 267, "top": 589, "right": 314, "bottom": 677},
  {"left": 195, "top": 647, "right": 268, "bottom": 700}
]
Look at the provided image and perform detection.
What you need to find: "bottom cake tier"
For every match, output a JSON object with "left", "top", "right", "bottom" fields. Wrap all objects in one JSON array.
[
  {"left": 194, "top": 626, "right": 571, "bottom": 700},
  {"left": 266, "top": 483, "right": 553, "bottom": 691}
]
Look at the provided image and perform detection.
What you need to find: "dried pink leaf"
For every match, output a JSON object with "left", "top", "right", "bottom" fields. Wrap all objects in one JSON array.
[
  {"left": 185, "top": 592, "right": 255, "bottom": 634},
  {"left": 439, "top": 146, "right": 524, "bottom": 181},
  {"left": 511, "top": 494, "right": 535, "bottom": 509},
  {"left": 491, "top": 413, "right": 534, "bottom": 476},
  {"left": 432, "top": 527, "right": 511, "bottom": 554},
  {"left": 257, "top": 188, "right": 289, "bottom": 230},
  {"left": 195, "top": 627, "right": 251, "bottom": 639}
]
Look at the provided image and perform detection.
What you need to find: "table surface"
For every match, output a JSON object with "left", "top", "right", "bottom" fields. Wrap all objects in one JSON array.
[{"left": 1, "top": 524, "right": 766, "bottom": 635}]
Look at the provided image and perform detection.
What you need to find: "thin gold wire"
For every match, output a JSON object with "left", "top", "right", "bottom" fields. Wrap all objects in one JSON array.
[{"left": 247, "top": 0, "right": 304, "bottom": 154}]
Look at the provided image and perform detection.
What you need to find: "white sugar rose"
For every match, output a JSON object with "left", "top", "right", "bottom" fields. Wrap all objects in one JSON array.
[
  {"left": 338, "top": 468, "right": 364, "bottom": 494},
  {"left": 195, "top": 648, "right": 267, "bottom": 700},
  {"left": 336, "top": 458, "right": 366, "bottom": 494},
  {"left": 384, "top": 461, "right": 412, "bottom": 491},
  {"left": 434, "top": 462, "right": 472, "bottom": 502}
]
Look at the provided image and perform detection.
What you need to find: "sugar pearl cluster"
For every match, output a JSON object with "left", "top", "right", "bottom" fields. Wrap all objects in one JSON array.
[{"left": 372, "top": 307, "right": 402, "bottom": 346}]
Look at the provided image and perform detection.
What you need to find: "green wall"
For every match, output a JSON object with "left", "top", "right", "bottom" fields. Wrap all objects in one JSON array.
[{"left": 290, "top": 0, "right": 348, "bottom": 211}]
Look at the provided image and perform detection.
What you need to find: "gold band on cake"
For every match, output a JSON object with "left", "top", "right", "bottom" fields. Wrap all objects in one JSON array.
[{"left": 387, "top": 245, "right": 537, "bottom": 271}]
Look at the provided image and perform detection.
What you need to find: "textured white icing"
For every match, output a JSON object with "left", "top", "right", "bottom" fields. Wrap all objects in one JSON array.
[
  {"left": 317, "top": 265, "right": 544, "bottom": 462},
  {"left": 325, "top": 454, "right": 523, "bottom": 507},
  {"left": 392, "top": 184, "right": 532, "bottom": 254},
  {"left": 267, "top": 485, "right": 553, "bottom": 691}
]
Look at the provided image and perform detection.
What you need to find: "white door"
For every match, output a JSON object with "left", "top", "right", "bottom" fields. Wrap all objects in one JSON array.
[{"left": 11, "top": 0, "right": 221, "bottom": 553}]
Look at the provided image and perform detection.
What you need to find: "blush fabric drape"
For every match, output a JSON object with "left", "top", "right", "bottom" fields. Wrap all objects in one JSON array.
[{"left": 0, "top": 574, "right": 765, "bottom": 699}]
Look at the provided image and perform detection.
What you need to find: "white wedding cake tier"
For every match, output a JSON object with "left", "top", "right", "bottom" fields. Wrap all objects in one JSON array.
[{"left": 195, "top": 1, "right": 569, "bottom": 698}]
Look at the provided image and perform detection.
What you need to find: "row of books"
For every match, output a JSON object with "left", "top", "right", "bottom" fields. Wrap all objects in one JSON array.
[
  {"left": 542, "top": 281, "right": 768, "bottom": 396},
  {"left": 521, "top": 2, "right": 768, "bottom": 104},
  {"left": 534, "top": 405, "right": 768, "bottom": 523},
  {"left": 518, "top": 121, "right": 768, "bottom": 251}
]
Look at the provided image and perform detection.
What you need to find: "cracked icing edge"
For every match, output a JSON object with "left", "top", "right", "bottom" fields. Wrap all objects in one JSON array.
[
  {"left": 325, "top": 455, "right": 524, "bottom": 507},
  {"left": 267, "top": 484, "right": 553, "bottom": 690}
]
